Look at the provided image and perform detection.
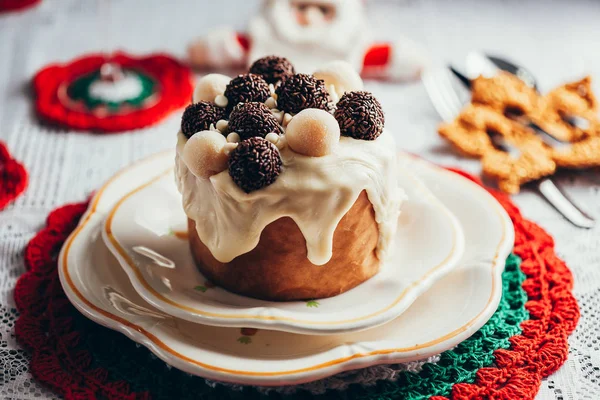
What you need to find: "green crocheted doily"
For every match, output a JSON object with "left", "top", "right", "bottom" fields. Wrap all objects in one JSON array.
[
  {"left": 75, "top": 254, "right": 527, "bottom": 400},
  {"left": 66, "top": 69, "right": 155, "bottom": 111}
]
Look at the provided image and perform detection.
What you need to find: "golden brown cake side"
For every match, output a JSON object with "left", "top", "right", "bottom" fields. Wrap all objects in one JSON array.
[
  {"left": 176, "top": 57, "right": 403, "bottom": 302},
  {"left": 188, "top": 191, "right": 380, "bottom": 301}
]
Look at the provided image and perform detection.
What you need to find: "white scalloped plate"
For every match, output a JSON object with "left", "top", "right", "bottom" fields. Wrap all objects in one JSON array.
[
  {"left": 101, "top": 155, "right": 464, "bottom": 335},
  {"left": 59, "top": 150, "right": 513, "bottom": 386}
]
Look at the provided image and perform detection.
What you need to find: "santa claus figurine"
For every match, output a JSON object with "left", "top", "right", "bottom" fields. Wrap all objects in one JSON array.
[{"left": 188, "top": 0, "right": 428, "bottom": 81}]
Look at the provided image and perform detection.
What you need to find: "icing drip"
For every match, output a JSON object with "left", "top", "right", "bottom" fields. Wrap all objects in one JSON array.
[{"left": 175, "top": 130, "right": 404, "bottom": 265}]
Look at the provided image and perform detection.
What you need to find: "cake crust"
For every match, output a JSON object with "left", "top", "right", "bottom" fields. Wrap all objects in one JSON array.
[{"left": 188, "top": 191, "right": 380, "bottom": 301}]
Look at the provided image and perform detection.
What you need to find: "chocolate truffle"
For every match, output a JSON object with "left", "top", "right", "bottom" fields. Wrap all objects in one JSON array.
[
  {"left": 334, "top": 91, "right": 385, "bottom": 141},
  {"left": 181, "top": 101, "right": 225, "bottom": 138},
  {"left": 275, "top": 73, "right": 333, "bottom": 115},
  {"left": 229, "top": 102, "right": 283, "bottom": 140},
  {"left": 223, "top": 74, "right": 271, "bottom": 113},
  {"left": 228, "top": 137, "right": 282, "bottom": 193},
  {"left": 249, "top": 55, "right": 295, "bottom": 84}
]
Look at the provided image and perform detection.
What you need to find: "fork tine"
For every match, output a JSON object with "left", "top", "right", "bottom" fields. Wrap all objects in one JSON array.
[
  {"left": 436, "top": 70, "right": 465, "bottom": 117},
  {"left": 422, "top": 70, "right": 456, "bottom": 122},
  {"left": 422, "top": 68, "right": 467, "bottom": 123}
]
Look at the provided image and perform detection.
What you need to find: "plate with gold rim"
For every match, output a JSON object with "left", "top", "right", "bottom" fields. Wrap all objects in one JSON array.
[
  {"left": 58, "top": 150, "right": 513, "bottom": 386},
  {"left": 101, "top": 153, "right": 465, "bottom": 335}
]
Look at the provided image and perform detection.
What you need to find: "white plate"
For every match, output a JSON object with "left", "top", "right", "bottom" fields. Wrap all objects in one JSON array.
[
  {"left": 102, "top": 161, "right": 464, "bottom": 335},
  {"left": 58, "top": 150, "right": 513, "bottom": 386}
]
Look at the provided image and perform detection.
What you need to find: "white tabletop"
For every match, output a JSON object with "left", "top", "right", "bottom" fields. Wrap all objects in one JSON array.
[{"left": 1, "top": 1, "right": 599, "bottom": 399}]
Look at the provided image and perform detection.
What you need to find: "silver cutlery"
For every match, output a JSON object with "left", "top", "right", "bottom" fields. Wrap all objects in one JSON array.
[
  {"left": 465, "top": 53, "right": 595, "bottom": 228},
  {"left": 467, "top": 52, "right": 591, "bottom": 131},
  {"left": 422, "top": 65, "right": 595, "bottom": 228},
  {"left": 449, "top": 65, "right": 568, "bottom": 151}
]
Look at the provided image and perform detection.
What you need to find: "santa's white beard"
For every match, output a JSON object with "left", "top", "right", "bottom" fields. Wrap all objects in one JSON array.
[{"left": 247, "top": 4, "right": 371, "bottom": 74}]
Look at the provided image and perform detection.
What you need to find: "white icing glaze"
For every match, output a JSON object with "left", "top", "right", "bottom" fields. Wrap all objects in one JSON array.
[
  {"left": 88, "top": 72, "right": 143, "bottom": 102},
  {"left": 175, "top": 129, "right": 404, "bottom": 266}
]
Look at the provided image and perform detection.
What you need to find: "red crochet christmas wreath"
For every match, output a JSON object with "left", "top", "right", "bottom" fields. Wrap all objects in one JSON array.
[
  {"left": 0, "top": 0, "right": 40, "bottom": 13},
  {"left": 13, "top": 169, "right": 579, "bottom": 400},
  {"left": 33, "top": 52, "right": 193, "bottom": 132},
  {"left": 0, "top": 141, "right": 28, "bottom": 210}
]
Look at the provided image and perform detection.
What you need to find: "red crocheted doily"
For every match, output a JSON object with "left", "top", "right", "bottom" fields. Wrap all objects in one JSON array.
[
  {"left": 432, "top": 169, "right": 580, "bottom": 399},
  {"left": 33, "top": 52, "right": 193, "bottom": 132},
  {"left": 13, "top": 169, "right": 579, "bottom": 400},
  {"left": 0, "top": 0, "right": 40, "bottom": 13},
  {"left": 0, "top": 141, "right": 28, "bottom": 210}
]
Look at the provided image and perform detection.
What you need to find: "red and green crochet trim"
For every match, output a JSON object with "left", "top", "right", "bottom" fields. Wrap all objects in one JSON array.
[
  {"left": 13, "top": 169, "right": 579, "bottom": 400},
  {"left": 33, "top": 52, "right": 193, "bottom": 132},
  {"left": 0, "top": 141, "right": 28, "bottom": 210}
]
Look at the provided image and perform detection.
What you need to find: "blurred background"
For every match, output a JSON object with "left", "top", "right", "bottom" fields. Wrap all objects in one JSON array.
[
  {"left": 2, "top": 0, "right": 599, "bottom": 216},
  {"left": 2, "top": 0, "right": 599, "bottom": 171}
]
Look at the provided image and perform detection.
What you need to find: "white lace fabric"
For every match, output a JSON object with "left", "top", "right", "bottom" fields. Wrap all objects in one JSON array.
[{"left": 1, "top": 0, "right": 600, "bottom": 399}]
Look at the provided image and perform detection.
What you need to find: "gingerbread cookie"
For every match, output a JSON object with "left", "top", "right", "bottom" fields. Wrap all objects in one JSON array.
[
  {"left": 440, "top": 73, "right": 600, "bottom": 192},
  {"left": 538, "top": 77, "right": 600, "bottom": 168},
  {"left": 482, "top": 139, "right": 556, "bottom": 194},
  {"left": 552, "top": 134, "right": 600, "bottom": 169},
  {"left": 439, "top": 104, "right": 514, "bottom": 157},
  {"left": 471, "top": 72, "right": 539, "bottom": 115},
  {"left": 439, "top": 104, "right": 556, "bottom": 193},
  {"left": 529, "top": 77, "right": 597, "bottom": 142}
]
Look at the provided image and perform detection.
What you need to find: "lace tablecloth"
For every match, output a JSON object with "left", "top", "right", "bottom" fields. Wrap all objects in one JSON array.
[{"left": 1, "top": 0, "right": 599, "bottom": 399}]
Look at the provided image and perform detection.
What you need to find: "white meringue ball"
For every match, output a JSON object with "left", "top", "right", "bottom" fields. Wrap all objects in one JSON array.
[
  {"left": 313, "top": 61, "right": 363, "bottom": 100},
  {"left": 183, "top": 130, "right": 228, "bottom": 178},
  {"left": 193, "top": 74, "right": 231, "bottom": 103},
  {"left": 285, "top": 109, "right": 340, "bottom": 157}
]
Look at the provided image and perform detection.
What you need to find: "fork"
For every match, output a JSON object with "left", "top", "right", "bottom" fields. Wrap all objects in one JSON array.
[
  {"left": 422, "top": 67, "right": 595, "bottom": 228},
  {"left": 467, "top": 52, "right": 590, "bottom": 131},
  {"left": 449, "top": 66, "right": 570, "bottom": 151}
]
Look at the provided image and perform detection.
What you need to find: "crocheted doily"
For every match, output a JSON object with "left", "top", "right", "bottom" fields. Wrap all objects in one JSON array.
[
  {"left": 0, "top": 0, "right": 39, "bottom": 13},
  {"left": 0, "top": 141, "right": 28, "bottom": 210},
  {"left": 13, "top": 170, "right": 579, "bottom": 399},
  {"left": 33, "top": 52, "right": 193, "bottom": 132}
]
